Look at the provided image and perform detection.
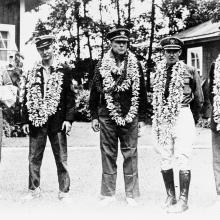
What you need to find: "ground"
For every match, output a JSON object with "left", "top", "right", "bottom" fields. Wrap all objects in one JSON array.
[{"left": 0, "top": 123, "right": 219, "bottom": 220}]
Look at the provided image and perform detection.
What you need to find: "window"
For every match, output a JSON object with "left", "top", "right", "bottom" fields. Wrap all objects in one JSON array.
[
  {"left": 0, "top": 31, "right": 9, "bottom": 61},
  {"left": 187, "top": 47, "right": 203, "bottom": 76},
  {"left": 0, "top": 24, "right": 17, "bottom": 66}
]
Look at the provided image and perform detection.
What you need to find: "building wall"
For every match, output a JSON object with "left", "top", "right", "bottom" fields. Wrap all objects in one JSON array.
[
  {"left": 0, "top": 1, "right": 20, "bottom": 50},
  {"left": 183, "top": 40, "right": 220, "bottom": 80},
  {"left": 181, "top": 41, "right": 220, "bottom": 118},
  {"left": 203, "top": 41, "right": 220, "bottom": 78}
]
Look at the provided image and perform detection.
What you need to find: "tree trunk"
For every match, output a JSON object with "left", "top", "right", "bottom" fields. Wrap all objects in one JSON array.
[
  {"left": 99, "top": 0, "right": 104, "bottom": 58},
  {"left": 127, "top": 0, "right": 132, "bottom": 25},
  {"left": 86, "top": 32, "right": 93, "bottom": 59},
  {"left": 76, "top": 20, "right": 80, "bottom": 60},
  {"left": 146, "top": 0, "right": 155, "bottom": 92},
  {"left": 116, "top": 0, "right": 121, "bottom": 27},
  {"left": 75, "top": 2, "right": 81, "bottom": 60},
  {"left": 83, "top": 1, "right": 93, "bottom": 59}
]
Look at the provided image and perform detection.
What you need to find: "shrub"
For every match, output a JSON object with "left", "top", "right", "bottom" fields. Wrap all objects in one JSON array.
[
  {"left": 2, "top": 104, "right": 26, "bottom": 137},
  {"left": 74, "top": 89, "right": 91, "bottom": 122},
  {"left": 196, "top": 118, "right": 210, "bottom": 128}
]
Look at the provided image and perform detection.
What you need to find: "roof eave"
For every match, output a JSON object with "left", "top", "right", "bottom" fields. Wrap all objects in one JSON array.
[
  {"left": 180, "top": 31, "right": 220, "bottom": 44},
  {"left": 25, "top": 0, "right": 47, "bottom": 12},
  {"left": 182, "top": 35, "right": 220, "bottom": 45}
]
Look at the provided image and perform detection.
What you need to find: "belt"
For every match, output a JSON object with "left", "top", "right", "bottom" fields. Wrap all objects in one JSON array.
[{"left": 181, "top": 104, "right": 189, "bottom": 107}]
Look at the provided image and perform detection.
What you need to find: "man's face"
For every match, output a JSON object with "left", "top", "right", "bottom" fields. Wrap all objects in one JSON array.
[
  {"left": 111, "top": 40, "right": 128, "bottom": 55},
  {"left": 37, "top": 44, "right": 54, "bottom": 61},
  {"left": 164, "top": 49, "right": 182, "bottom": 64}
]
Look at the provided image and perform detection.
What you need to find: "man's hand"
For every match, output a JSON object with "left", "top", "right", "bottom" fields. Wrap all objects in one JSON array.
[
  {"left": 138, "top": 121, "right": 146, "bottom": 137},
  {"left": 62, "top": 121, "right": 72, "bottom": 136},
  {"left": 92, "top": 119, "right": 100, "bottom": 132},
  {"left": 22, "top": 124, "right": 29, "bottom": 135},
  {"left": 71, "top": 79, "right": 79, "bottom": 93}
]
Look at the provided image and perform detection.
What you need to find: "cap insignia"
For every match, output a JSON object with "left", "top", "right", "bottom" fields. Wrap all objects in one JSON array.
[
  {"left": 120, "top": 31, "right": 125, "bottom": 36},
  {"left": 170, "top": 39, "right": 175, "bottom": 44}
]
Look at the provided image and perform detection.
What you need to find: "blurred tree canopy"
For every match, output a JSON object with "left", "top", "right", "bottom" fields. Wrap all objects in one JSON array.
[
  {"left": 28, "top": 0, "right": 220, "bottom": 88},
  {"left": 160, "top": 0, "right": 220, "bottom": 35}
]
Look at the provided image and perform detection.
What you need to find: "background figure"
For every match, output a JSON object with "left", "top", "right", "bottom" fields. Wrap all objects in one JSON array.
[
  {"left": 152, "top": 37, "right": 203, "bottom": 213},
  {"left": 0, "top": 68, "right": 17, "bottom": 161},
  {"left": 21, "top": 35, "right": 75, "bottom": 202},
  {"left": 89, "top": 27, "right": 150, "bottom": 206},
  {"left": 208, "top": 55, "right": 220, "bottom": 209}
]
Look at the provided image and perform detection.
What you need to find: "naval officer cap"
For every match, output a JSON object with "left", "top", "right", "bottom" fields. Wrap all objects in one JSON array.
[
  {"left": 106, "top": 28, "right": 130, "bottom": 42},
  {"left": 35, "top": 35, "right": 55, "bottom": 49},
  {"left": 160, "top": 36, "right": 184, "bottom": 50}
]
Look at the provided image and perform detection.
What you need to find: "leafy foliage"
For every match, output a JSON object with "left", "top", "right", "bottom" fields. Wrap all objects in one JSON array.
[
  {"left": 74, "top": 89, "right": 91, "bottom": 122},
  {"left": 160, "top": 0, "right": 220, "bottom": 34}
]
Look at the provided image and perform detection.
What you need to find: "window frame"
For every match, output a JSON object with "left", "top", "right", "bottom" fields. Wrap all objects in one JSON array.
[
  {"left": 187, "top": 46, "right": 203, "bottom": 76},
  {"left": 0, "top": 24, "right": 17, "bottom": 66}
]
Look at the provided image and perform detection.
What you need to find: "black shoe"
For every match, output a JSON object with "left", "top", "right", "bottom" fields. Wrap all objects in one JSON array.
[
  {"left": 163, "top": 195, "right": 177, "bottom": 209},
  {"left": 167, "top": 198, "right": 188, "bottom": 213},
  {"left": 167, "top": 170, "right": 191, "bottom": 213},
  {"left": 161, "top": 169, "right": 177, "bottom": 209}
]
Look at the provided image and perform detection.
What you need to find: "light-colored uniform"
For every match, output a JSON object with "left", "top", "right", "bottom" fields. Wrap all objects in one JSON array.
[{"left": 154, "top": 64, "right": 203, "bottom": 171}]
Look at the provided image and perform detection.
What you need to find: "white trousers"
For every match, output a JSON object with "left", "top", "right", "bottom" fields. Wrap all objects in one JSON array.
[{"left": 154, "top": 107, "right": 196, "bottom": 170}]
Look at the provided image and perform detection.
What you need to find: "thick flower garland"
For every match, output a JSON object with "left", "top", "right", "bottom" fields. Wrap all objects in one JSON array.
[
  {"left": 100, "top": 50, "right": 140, "bottom": 126},
  {"left": 25, "top": 62, "right": 64, "bottom": 127},
  {"left": 152, "top": 60, "right": 185, "bottom": 146},
  {"left": 213, "top": 55, "right": 220, "bottom": 129}
]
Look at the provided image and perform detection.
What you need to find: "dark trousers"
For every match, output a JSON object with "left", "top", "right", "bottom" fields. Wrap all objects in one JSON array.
[
  {"left": 212, "top": 130, "right": 220, "bottom": 195},
  {"left": 99, "top": 116, "right": 139, "bottom": 198},
  {"left": 0, "top": 109, "right": 2, "bottom": 161},
  {"left": 29, "top": 125, "right": 70, "bottom": 192}
]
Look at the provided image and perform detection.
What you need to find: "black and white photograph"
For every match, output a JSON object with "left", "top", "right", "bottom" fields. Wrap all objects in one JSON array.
[{"left": 0, "top": 0, "right": 220, "bottom": 219}]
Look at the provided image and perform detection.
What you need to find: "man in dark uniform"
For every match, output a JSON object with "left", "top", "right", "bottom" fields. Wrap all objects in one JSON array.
[
  {"left": 21, "top": 35, "right": 75, "bottom": 201},
  {"left": 208, "top": 56, "right": 220, "bottom": 208},
  {"left": 152, "top": 37, "right": 203, "bottom": 213},
  {"left": 89, "top": 28, "right": 149, "bottom": 206}
]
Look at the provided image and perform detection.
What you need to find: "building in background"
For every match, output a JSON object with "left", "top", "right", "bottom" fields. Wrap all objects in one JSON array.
[
  {"left": 176, "top": 20, "right": 220, "bottom": 80},
  {"left": 176, "top": 19, "right": 220, "bottom": 118},
  {"left": 0, "top": 0, "right": 45, "bottom": 67}
]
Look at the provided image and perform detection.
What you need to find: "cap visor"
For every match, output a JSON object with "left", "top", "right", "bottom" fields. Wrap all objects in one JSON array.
[
  {"left": 36, "top": 42, "right": 52, "bottom": 49},
  {"left": 111, "top": 37, "right": 129, "bottom": 41},
  {"left": 163, "top": 45, "right": 181, "bottom": 50}
]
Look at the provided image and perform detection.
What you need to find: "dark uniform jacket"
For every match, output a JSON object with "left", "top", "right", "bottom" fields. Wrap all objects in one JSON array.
[
  {"left": 89, "top": 51, "right": 150, "bottom": 122},
  {"left": 21, "top": 64, "right": 75, "bottom": 134},
  {"left": 208, "top": 62, "right": 220, "bottom": 131},
  {"left": 164, "top": 63, "right": 204, "bottom": 123}
]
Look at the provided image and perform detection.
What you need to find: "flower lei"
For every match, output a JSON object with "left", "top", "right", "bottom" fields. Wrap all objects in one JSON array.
[
  {"left": 100, "top": 49, "right": 140, "bottom": 126},
  {"left": 213, "top": 55, "right": 220, "bottom": 125},
  {"left": 25, "top": 62, "right": 64, "bottom": 127},
  {"left": 152, "top": 60, "right": 185, "bottom": 146}
]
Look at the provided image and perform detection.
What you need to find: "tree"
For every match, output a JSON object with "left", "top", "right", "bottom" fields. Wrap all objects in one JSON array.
[
  {"left": 98, "top": 0, "right": 106, "bottom": 58},
  {"left": 111, "top": 0, "right": 121, "bottom": 27},
  {"left": 146, "top": 0, "right": 155, "bottom": 91},
  {"left": 124, "top": 0, "right": 134, "bottom": 29},
  {"left": 82, "top": 0, "right": 93, "bottom": 59},
  {"left": 160, "top": 0, "right": 219, "bottom": 35},
  {"left": 127, "top": 0, "right": 132, "bottom": 25},
  {"left": 74, "top": 1, "right": 81, "bottom": 60},
  {"left": 208, "top": 1, "right": 220, "bottom": 22}
]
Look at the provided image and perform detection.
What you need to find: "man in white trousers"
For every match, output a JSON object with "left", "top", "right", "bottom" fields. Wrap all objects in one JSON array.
[{"left": 152, "top": 36, "right": 204, "bottom": 213}]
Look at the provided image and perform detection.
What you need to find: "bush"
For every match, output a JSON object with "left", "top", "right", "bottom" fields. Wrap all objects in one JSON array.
[
  {"left": 3, "top": 119, "right": 11, "bottom": 137},
  {"left": 196, "top": 118, "right": 210, "bottom": 128},
  {"left": 74, "top": 89, "right": 91, "bottom": 122},
  {"left": 2, "top": 104, "right": 26, "bottom": 137}
]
